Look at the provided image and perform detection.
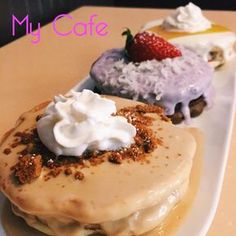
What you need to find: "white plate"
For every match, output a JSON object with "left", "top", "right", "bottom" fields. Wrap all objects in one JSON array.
[{"left": 0, "top": 59, "right": 235, "bottom": 236}]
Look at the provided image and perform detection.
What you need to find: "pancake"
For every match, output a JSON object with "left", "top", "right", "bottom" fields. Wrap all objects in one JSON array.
[
  {"left": 0, "top": 96, "right": 197, "bottom": 236},
  {"left": 141, "top": 3, "right": 236, "bottom": 68}
]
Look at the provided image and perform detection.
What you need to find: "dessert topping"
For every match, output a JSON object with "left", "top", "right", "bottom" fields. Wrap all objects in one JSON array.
[
  {"left": 3, "top": 148, "right": 11, "bottom": 155},
  {"left": 74, "top": 171, "right": 84, "bottom": 180},
  {"left": 122, "top": 29, "right": 182, "bottom": 62},
  {"left": 37, "top": 90, "right": 136, "bottom": 156},
  {"left": 162, "top": 2, "right": 211, "bottom": 33},
  {"left": 12, "top": 154, "right": 42, "bottom": 184},
  {"left": 9, "top": 104, "right": 165, "bottom": 184}
]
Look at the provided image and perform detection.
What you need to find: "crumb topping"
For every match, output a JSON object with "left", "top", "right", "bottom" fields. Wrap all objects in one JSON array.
[
  {"left": 3, "top": 148, "right": 11, "bottom": 155},
  {"left": 7, "top": 104, "right": 167, "bottom": 185},
  {"left": 12, "top": 154, "right": 42, "bottom": 184},
  {"left": 74, "top": 171, "right": 85, "bottom": 181}
]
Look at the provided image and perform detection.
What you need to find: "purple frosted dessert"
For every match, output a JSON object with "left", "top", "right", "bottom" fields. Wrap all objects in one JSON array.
[
  {"left": 90, "top": 46, "right": 214, "bottom": 124},
  {"left": 90, "top": 32, "right": 214, "bottom": 124}
]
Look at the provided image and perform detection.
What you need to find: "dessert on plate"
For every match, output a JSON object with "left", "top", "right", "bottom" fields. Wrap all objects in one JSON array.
[
  {"left": 90, "top": 30, "right": 214, "bottom": 124},
  {"left": 0, "top": 89, "right": 197, "bottom": 236},
  {"left": 141, "top": 2, "right": 236, "bottom": 68}
]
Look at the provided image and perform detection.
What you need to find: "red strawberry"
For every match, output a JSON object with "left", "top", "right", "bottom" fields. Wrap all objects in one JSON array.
[{"left": 122, "top": 29, "right": 182, "bottom": 62}]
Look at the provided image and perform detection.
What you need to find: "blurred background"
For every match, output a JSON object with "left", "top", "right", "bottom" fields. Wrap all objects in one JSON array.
[{"left": 1, "top": 0, "right": 236, "bottom": 47}]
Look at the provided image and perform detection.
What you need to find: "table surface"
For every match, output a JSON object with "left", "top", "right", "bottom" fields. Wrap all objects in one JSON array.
[{"left": 0, "top": 6, "right": 236, "bottom": 236}]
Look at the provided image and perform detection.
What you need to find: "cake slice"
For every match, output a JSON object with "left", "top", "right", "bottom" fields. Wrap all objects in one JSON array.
[{"left": 0, "top": 94, "right": 197, "bottom": 236}]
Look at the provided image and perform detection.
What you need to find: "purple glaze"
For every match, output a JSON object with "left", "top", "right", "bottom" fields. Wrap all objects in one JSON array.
[{"left": 90, "top": 46, "right": 214, "bottom": 123}]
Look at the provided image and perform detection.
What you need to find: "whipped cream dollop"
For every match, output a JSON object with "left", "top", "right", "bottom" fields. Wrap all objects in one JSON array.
[
  {"left": 37, "top": 90, "right": 136, "bottom": 156},
  {"left": 162, "top": 2, "right": 211, "bottom": 33}
]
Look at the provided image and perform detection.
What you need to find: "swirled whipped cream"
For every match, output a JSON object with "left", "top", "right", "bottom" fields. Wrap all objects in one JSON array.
[
  {"left": 37, "top": 90, "right": 136, "bottom": 156},
  {"left": 162, "top": 2, "right": 211, "bottom": 33}
]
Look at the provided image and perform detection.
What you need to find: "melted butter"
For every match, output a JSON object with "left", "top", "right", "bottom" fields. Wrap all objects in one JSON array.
[
  {"left": 144, "top": 128, "right": 203, "bottom": 236},
  {"left": 149, "top": 24, "right": 230, "bottom": 40}
]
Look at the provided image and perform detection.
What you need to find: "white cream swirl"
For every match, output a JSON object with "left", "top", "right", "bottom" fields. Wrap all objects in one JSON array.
[
  {"left": 162, "top": 2, "right": 211, "bottom": 33},
  {"left": 37, "top": 90, "right": 136, "bottom": 156}
]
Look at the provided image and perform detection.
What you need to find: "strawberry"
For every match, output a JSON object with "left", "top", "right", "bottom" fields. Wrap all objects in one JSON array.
[{"left": 122, "top": 29, "right": 182, "bottom": 62}]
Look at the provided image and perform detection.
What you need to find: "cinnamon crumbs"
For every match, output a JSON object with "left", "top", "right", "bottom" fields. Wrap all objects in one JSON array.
[
  {"left": 8, "top": 104, "right": 166, "bottom": 184},
  {"left": 74, "top": 171, "right": 84, "bottom": 181},
  {"left": 12, "top": 154, "right": 42, "bottom": 184},
  {"left": 3, "top": 148, "right": 11, "bottom": 155}
]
